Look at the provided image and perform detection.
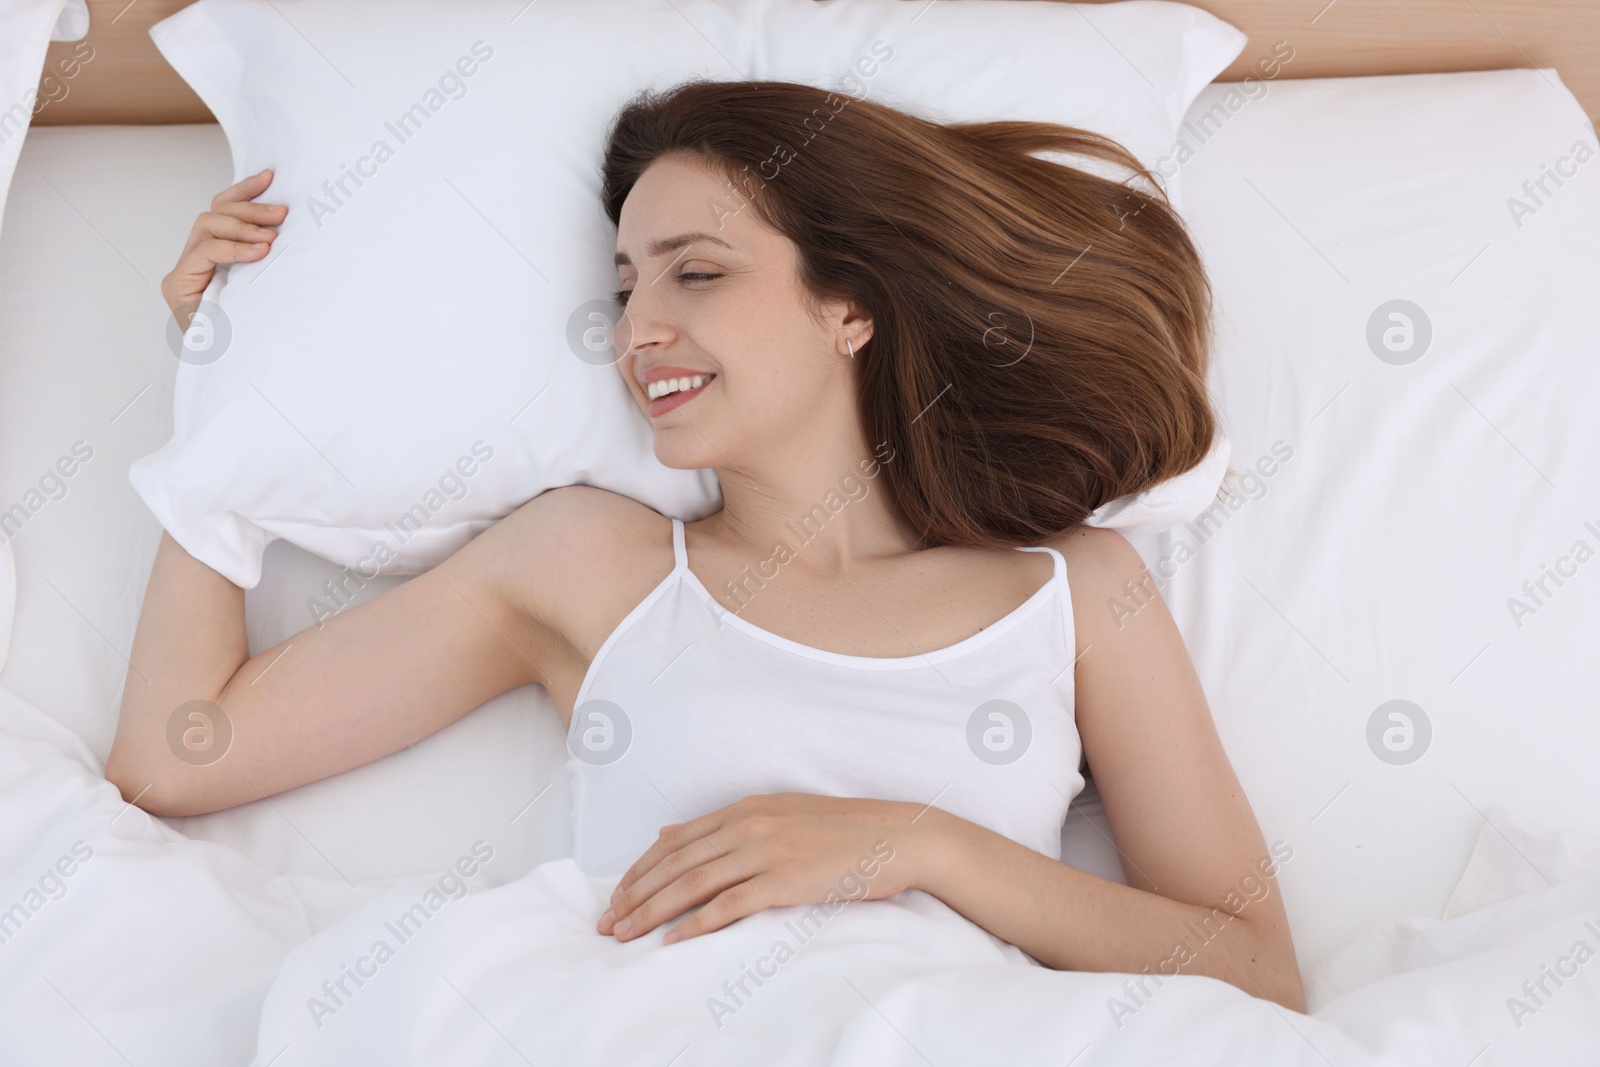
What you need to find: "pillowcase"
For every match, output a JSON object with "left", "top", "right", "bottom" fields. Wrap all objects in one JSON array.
[
  {"left": 1086, "top": 431, "right": 1231, "bottom": 538},
  {"left": 1, "top": 0, "right": 88, "bottom": 228},
  {"left": 133, "top": 0, "right": 1246, "bottom": 588},
  {"left": 0, "top": 0, "right": 90, "bottom": 671}
]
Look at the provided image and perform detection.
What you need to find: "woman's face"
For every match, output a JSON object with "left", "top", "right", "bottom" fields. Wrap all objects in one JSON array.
[{"left": 612, "top": 153, "right": 861, "bottom": 472}]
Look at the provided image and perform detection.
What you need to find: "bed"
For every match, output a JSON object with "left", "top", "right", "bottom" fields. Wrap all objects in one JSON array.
[{"left": 2, "top": 0, "right": 1598, "bottom": 1064}]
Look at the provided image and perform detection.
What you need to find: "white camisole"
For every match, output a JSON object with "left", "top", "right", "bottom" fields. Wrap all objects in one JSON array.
[{"left": 565, "top": 517, "right": 1086, "bottom": 877}]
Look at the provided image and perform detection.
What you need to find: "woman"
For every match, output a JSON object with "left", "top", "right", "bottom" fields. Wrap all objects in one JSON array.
[{"left": 107, "top": 79, "right": 1304, "bottom": 1013}]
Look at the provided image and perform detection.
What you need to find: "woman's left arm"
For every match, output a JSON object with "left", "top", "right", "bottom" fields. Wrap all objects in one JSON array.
[{"left": 911, "top": 524, "right": 1304, "bottom": 1011}]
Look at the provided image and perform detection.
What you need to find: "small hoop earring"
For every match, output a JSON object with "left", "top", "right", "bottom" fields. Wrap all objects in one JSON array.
[{"left": 846, "top": 337, "right": 856, "bottom": 360}]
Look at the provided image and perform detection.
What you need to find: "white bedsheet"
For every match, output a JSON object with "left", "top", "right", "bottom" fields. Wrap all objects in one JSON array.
[{"left": 3, "top": 680, "right": 1596, "bottom": 1065}]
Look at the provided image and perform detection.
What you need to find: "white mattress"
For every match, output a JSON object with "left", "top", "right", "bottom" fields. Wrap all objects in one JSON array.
[{"left": 1, "top": 63, "right": 1597, "bottom": 1010}]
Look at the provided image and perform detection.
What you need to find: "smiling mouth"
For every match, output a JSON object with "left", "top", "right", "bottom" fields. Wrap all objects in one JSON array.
[{"left": 646, "top": 373, "right": 716, "bottom": 416}]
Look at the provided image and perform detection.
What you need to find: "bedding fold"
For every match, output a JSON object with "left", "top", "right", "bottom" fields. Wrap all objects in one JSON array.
[
  {"left": 0, "top": 682, "right": 382, "bottom": 1067},
  {"left": 2, "top": 673, "right": 1598, "bottom": 1064}
]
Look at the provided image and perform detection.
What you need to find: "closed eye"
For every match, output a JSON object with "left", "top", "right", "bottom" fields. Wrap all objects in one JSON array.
[{"left": 612, "top": 272, "right": 724, "bottom": 309}]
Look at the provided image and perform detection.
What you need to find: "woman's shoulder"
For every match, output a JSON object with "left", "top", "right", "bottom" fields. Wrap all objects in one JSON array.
[
  {"left": 1040, "top": 524, "right": 1164, "bottom": 653},
  {"left": 512, "top": 484, "right": 668, "bottom": 534},
  {"left": 500, "top": 485, "right": 676, "bottom": 580},
  {"left": 1043, "top": 523, "right": 1138, "bottom": 574},
  {"left": 495, "top": 485, "right": 679, "bottom": 644}
]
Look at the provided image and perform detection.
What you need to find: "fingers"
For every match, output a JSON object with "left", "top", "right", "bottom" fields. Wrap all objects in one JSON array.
[
  {"left": 204, "top": 168, "right": 287, "bottom": 236},
  {"left": 602, "top": 829, "right": 723, "bottom": 934},
  {"left": 610, "top": 815, "right": 720, "bottom": 906},
  {"left": 605, "top": 853, "right": 750, "bottom": 942},
  {"left": 211, "top": 166, "right": 276, "bottom": 209},
  {"left": 196, "top": 234, "right": 272, "bottom": 264},
  {"left": 161, "top": 174, "right": 287, "bottom": 320},
  {"left": 185, "top": 169, "right": 288, "bottom": 264},
  {"left": 196, "top": 210, "right": 280, "bottom": 248},
  {"left": 662, "top": 880, "right": 763, "bottom": 944},
  {"left": 162, "top": 237, "right": 266, "bottom": 293},
  {"left": 173, "top": 213, "right": 277, "bottom": 269},
  {"left": 161, "top": 236, "right": 269, "bottom": 317},
  {"left": 217, "top": 198, "right": 289, "bottom": 227}
]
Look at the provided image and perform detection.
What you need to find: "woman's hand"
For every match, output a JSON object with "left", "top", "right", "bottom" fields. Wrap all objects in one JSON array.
[
  {"left": 597, "top": 792, "right": 939, "bottom": 944},
  {"left": 160, "top": 167, "right": 286, "bottom": 326}
]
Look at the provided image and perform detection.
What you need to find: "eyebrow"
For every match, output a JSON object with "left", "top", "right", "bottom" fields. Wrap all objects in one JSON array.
[{"left": 614, "top": 231, "right": 734, "bottom": 267}]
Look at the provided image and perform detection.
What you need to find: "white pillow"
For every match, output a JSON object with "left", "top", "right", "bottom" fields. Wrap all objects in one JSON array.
[
  {"left": 132, "top": 0, "right": 1246, "bottom": 589},
  {"left": 1, "top": 0, "right": 87, "bottom": 171},
  {"left": 51, "top": 0, "right": 87, "bottom": 40},
  {"left": 0, "top": 0, "right": 88, "bottom": 234},
  {"left": 0, "top": 0, "right": 89, "bottom": 670}
]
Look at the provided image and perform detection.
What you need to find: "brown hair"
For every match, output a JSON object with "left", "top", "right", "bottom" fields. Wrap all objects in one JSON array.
[{"left": 601, "top": 78, "right": 1223, "bottom": 548}]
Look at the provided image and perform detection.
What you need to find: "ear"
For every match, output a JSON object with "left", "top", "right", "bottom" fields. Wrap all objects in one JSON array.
[{"left": 839, "top": 298, "right": 874, "bottom": 349}]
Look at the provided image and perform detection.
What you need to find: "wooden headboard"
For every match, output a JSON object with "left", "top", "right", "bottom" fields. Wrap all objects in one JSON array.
[{"left": 34, "top": 0, "right": 1600, "bottom": 127}]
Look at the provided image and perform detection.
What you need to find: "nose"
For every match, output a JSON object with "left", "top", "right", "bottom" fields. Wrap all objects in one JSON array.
[{"left": 614, "top": 283, "right": 674, "bottom": 362}]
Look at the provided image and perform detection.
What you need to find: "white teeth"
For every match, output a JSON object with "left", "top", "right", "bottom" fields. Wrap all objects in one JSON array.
[{"left": 647, "top": 374, "right": 711, "bottom": 400}]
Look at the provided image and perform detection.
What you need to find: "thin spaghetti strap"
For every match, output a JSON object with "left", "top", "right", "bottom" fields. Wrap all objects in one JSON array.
[
  {"left": 1014, "top": 543, "right": 1068, "bottom": 594},
  {"left": 671, "top": 516, "right": 688, "bottom": 572},
  {"left": 1043, "top": 545, "right": 1075, "bottom": 667},
  {"left": 1041, "top": 543, "right": 1067, "bottom": 584},
  {"left": 1015, "top": 543, "right": 1074, "bottom": 663}
]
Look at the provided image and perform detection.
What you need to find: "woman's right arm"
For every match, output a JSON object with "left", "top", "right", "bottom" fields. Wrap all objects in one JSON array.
[
  {"left": 105, "top": 503, "right": 577, "bottom": 817},
  {"left": 105, "top": 168, "right": 580, "bottom": 816}
]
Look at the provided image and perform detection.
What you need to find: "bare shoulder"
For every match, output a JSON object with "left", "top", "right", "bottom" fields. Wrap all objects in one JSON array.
[
  {"left": 480, "top": 485, "right": 676, "bottom": 658},
  {"left": 498, "top": 483, "right": 664, "bottom": 544},
  {"left": 490, "top": 482, "right": 669, "bottom": 590},
  {"left": 1045, "top": 523, "right": 1144, "bottom": 578},
  {"left": 1043, "top": 524, "right": 1168, "bottom": 657},
  {"left": 1045, "top": 524, "right": 1153, "bottom": 605}
]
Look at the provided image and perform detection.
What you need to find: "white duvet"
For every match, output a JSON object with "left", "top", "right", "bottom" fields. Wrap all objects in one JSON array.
[{"left": 3, "top": 683, "right": 1596, "bottom": 1066}]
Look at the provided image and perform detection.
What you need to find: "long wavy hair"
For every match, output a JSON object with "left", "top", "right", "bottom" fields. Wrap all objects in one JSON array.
[{"left": 600, "top": 78, "right": 1222, "bottom": 548}]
